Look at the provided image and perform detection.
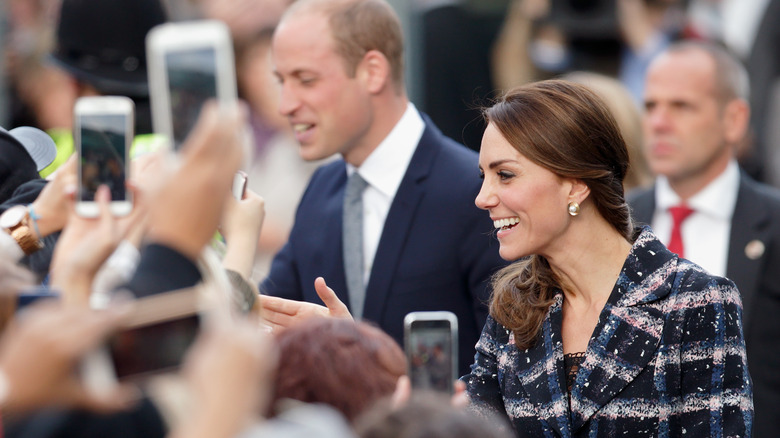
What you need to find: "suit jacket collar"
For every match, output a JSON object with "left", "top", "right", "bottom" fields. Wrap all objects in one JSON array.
[
  {"left": 513, "top": 227, "right": 673, "bottom": 435},
  {"left": 361, "top": 119, "right": 443, "bottom": 320},
  {"left": 726, "top": 173, "right": 771, "bottom": 325}
]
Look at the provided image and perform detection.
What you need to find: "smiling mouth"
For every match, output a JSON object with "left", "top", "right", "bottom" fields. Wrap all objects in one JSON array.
[
  {"left": 494, "top": 217, "right": 519, "bottom": 231},
  {"left": 292, "top": 123, "right": 313, "bottom": 134}
]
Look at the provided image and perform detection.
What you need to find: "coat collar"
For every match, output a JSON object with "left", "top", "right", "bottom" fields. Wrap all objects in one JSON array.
[{"left": 513, "top": 227, "right": 676, "bottom": 435}]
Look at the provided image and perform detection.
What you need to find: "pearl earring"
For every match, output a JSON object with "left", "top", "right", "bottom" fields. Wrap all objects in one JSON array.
[{"left": 568, "top": 202, "right": 580, "bottom": 217}]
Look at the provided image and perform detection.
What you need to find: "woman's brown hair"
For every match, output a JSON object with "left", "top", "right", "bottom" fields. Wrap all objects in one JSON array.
[
  {"left": 485, "top": 79, "right": 633, "bottom": 349},
  {"left": 270, "top": 317, "right": 406, "bottom": 422}
]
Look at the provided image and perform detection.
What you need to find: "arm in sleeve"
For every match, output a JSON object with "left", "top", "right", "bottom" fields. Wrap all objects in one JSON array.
[{"left": 122, "top": 244, "right": 202, "bottom": 298}]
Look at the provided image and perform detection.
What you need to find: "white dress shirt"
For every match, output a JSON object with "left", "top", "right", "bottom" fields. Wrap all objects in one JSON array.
[
  {"left": 345, "top": 103, "right": 425, "bottom": 285},
  {"left": 651, "top": 160, "right": 740, "bottom": 277}
]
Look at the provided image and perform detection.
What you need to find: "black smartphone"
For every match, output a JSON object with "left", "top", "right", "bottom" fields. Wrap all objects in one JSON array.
[
  {"left": 82, "top": 288, "right": 202, "bottom": 389},
  {"left": 403, "top": 311, "right": 458, "bottom": 394}
]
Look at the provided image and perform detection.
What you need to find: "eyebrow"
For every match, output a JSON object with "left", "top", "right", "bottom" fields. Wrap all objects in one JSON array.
[{"left": 487, "top": 159, "right": 517, "bottom": 169}]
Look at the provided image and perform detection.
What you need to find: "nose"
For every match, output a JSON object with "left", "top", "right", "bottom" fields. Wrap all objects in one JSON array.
[
  {"left": 278, "top": 82, "right": 301, "bottom": 116},
  {"left": 645, "top": 105, "right": 671, "bottom": 134},
  {"left": 475, "top": 178, "right": 498, "bottom": 211}
]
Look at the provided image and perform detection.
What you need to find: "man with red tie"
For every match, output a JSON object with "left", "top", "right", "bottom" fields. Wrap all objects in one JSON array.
[{"left": 628, "top": 40, "right": 780, "bottom": 438}]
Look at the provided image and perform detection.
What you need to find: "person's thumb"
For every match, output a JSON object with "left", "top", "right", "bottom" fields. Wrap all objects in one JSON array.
[{"left": 314, "top": 277, "right": 352, "bottom": 320}]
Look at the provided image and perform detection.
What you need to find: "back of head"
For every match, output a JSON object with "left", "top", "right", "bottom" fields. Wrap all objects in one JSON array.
[
  {"left": 355, "top": 392, "right": 513, "bottom": 438},
  {"left": 271, "top": 317, "right": 406, "bottom": 422},
  {"left": 282, "top": 0, "right": 405, "bottom": 91},
  {"left": 564, "top": 71, "right": 652, "bottom": 191},
  {"left": 51, "top": 0, "right": 168, "bottom": 96}
]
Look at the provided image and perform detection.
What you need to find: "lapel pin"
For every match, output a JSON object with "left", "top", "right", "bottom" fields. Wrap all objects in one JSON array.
[{"left": 745, "top": 239, "right": 765, "bottom": 260}]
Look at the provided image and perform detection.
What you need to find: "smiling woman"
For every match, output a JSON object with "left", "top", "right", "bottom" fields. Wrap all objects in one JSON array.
[{"left": 463, "top": 80, "right": 753, "bottom": 437}]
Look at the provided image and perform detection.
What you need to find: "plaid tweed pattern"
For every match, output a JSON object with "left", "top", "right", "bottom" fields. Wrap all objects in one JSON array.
[{"left": 464, "top": 227, "right": 753, "bottom": 437}]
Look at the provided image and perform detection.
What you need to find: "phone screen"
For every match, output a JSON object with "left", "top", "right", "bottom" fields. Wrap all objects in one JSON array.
[
  {"left": 407, "top": 319, "right": 455, "bottom": 393},
  {"left": 108, "top": 313, "right": 200, "bottom": 380},
  {"left": 165, "top": 47, "right": 217, "bottom": 149},
  {"left": 79, "top": 114, "right": 128, "bottom": 202}
]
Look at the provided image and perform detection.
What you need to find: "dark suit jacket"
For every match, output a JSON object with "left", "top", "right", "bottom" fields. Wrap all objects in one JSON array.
[
  {"left": 464, "top": 227, "right": 752, "bottom": 437},
  {"left": 261, "top": 119, "right": 507, "bottom": 375},
  {"left": 629, "top": 173, "right": 780, "bottom": 437}
]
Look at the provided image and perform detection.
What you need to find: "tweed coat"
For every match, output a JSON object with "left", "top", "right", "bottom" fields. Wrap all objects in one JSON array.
[{"left": 464, "top": 227, "right": 753, "bottom": 437}]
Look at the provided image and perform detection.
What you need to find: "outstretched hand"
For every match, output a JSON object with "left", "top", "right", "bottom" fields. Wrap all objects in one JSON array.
[{"left": 260, "top": 277, "right": 352, "bottom": 332}]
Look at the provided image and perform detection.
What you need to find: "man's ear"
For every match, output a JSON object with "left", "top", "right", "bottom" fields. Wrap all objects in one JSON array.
[
  {"left": 722, "top": 99, "right": 750, "bottom": 145},
  {"left": 358, "top": 49, "right": 390, "bottom": 94}
]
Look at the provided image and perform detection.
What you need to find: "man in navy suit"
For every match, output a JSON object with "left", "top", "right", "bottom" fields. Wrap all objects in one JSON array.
[
  {"left": 628, "top": 41, "right": 780, "bottom": 437},
  {"left": 260, "top": 0, "right": 506, "bottom": 374}
]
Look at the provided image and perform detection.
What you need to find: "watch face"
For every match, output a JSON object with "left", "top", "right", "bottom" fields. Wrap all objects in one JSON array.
[{"left": 0, "top": 205, "right": 27, "bottom": 229}]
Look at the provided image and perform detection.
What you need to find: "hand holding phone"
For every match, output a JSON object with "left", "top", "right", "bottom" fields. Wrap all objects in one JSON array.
[
  {"left": 74, "top": 96, "right": 134, "bottom": 217},
  {"left": 403, "top": 311, "right": 458, "bottom": 394}
]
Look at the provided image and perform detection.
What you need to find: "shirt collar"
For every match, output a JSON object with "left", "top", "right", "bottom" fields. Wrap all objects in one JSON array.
[
  {"left": 655, "top": 159, "right": 740, "bottom": 220},
  {"left": 346, "top": 103, "right": 425, "bottom": 198}
]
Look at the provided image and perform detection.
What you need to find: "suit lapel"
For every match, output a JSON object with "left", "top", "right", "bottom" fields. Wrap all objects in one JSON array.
[
  {"left": 361, "top": 125, "right": 439, "bottom": 321},
  {"left": 330, "top": 165, "right": 351, "bottom": 307},
  {"left": 727, "top": 174, "right": 771, "bottom": 327}
]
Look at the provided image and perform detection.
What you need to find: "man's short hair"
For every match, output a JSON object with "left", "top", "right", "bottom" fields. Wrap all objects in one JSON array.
[
  {"left": 283, "top": 0, "right": 405, "bottom": 91},
  {"left": 665, "top": 40, "right": 750, "bottom": 104}
]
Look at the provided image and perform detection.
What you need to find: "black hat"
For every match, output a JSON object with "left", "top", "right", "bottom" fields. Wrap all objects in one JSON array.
[
  {"left": 50, "top": 0, "right": 168, "bottom": 97},
  {"left": 0, "top": 126, "right": 57, "bottom": 204}
]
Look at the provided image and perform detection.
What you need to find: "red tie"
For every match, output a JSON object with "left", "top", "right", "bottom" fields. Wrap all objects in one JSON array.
[{"left": 667, "top": 205, "right": 694, "bottom": 258}]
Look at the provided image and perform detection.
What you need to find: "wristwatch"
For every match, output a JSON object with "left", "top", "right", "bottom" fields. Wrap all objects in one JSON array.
[{"left": 0, "top": 205, "right": 43, "bottom": 255}]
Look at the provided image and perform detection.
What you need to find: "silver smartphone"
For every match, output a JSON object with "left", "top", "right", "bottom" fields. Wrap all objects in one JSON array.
[
  {"left": 146, "top": 20, "right": 237, "bottom": 151},
  {"left": 74, "top": 96, "right": 134, "bottom": 217},
  {"left": 232, "top": 170, "right": 248, "bottom": 200},
  {"left": 403, "top": 311, "right": 458, "bottom": 394}
]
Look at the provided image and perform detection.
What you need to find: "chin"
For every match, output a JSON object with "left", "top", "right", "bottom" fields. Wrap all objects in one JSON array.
[
  {"left": 298, "top": 146, "right": 326, "bottom": 162},
  {"left": 498, "top": 247, "right": 524, "bottom": 262}
]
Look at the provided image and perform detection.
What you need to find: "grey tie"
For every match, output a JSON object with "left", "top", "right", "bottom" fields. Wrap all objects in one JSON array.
[{"left": 343, "top": 172, "right": 369, "bottom": 319}]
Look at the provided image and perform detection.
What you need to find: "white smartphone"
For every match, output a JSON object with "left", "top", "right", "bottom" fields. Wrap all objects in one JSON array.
[
  {"left": 146, "top": 20, "right": 237, "bottom": 151},
  {"left": 232, "top": 170, "right": 248, "bottom": 200},
  {"left": 403, "top": 311, "right": 459, "bottom": 394},
  {"left": 74, "top": 96, "right": 134, "bottom": 217}
]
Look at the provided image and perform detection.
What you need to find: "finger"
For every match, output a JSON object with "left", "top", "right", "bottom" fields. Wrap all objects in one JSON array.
[
  {"left": 451, "top": 380, "right": 469, "bottom": 408},
  {"left": 391, "top": 375, "right": 412, "bottom": 409},
  {"left": 50, "top": 155, "right": 77, "bottom": 182},
  {"left": 314, "top": 277, "right": 352, "bottom": 319},
  {"left": 95, "top": 185, "right": 113, "bottom": 216},
  {"left": 259, "top": 295, "right": 301, "bottom": 316},
  {"left": 259, "top": 307, "right": 299, "bottom": 329}
]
